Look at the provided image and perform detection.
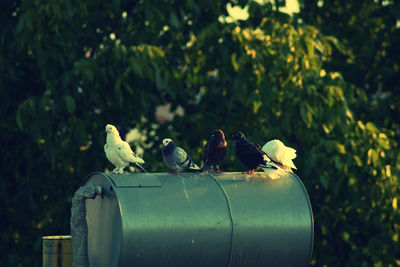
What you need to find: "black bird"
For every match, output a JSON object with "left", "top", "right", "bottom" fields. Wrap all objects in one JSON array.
[
  {"left": 230, "top": 131, "right": 276, "bottom": 174},
  {"left": 202, "top": 129, "right": 228, "bottom": 173}
]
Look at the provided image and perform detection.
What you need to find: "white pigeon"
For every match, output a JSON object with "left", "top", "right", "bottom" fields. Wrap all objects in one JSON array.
[
  {"left": 262, "top": 139, "right": 297, "bottom": 172},
  {"left": 104, "top": 124, "right": 146, "bottom": 174}
]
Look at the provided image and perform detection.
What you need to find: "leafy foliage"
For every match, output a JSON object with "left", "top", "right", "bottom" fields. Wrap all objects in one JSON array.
[
  {"left": 298, "top": 0, "right": 400, "bottom": 133},
  {"left": 1, "top": 0, "right": 399, "bottom": 266}
]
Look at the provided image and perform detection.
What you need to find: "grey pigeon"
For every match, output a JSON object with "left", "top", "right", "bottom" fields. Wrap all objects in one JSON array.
[{"left": 161, "top": 138, "right": 200, "bottom": 174}]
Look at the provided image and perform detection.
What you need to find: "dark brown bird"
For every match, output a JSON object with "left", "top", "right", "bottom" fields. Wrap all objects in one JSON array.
[{"left": 202, "top": 129, "right": 228, "bottom": 173}]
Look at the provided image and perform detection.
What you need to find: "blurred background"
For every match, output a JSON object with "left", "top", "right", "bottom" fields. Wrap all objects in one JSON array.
[{"left": 1, "top": 0, "right": 399, "bottom": 266}]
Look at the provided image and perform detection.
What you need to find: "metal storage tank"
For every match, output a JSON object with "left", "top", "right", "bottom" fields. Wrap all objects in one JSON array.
[{"left": 83, "top": 172, "right": 313, "bottom": 267}]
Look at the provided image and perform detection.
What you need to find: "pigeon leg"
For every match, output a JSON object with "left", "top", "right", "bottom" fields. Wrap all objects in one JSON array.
[
  {"left": 201, "top": 164, "right": 210, "bottom": 173},
  {"left": 245, "top": 169, "right": 254, "bottom": 175},
  {"left": 169, "top": 170, "right": 179, "bottom": 175},
  {"left": 216, "top": 165, "right": 224, "bottom": 173},
  {"left": 209, "top": 165, "right": 216, "bottom": 173}
]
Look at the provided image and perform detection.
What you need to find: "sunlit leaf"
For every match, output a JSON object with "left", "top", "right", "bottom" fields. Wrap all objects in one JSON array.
[
  {"left": 327, "top": 85, "right": 344, "bottom": 101},
  {"left": 367, "top": 149, "right": 379, "bottom": 167},
  {"left": 325, "top": 36, "right": 344, "bottom": 53},
  {"left": 231, "top": 53, "right": 239, "bottom": 71},
  {"left": 353, "top": 155, "right": 363, "bottom": 167},
  {"left": 377, "top": 137, "right": 390, "bottom": 150},
  {"left": 366, "top": 122, "right": 379, "bottom": 133},
  {"left": 336, "top": 143, "right": 346, "bottom": 154},
  {"left": 252, "top": 100, "right": 262, "bottom": 114}
]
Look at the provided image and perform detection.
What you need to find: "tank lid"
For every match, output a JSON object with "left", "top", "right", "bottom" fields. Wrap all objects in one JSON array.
[{"left": 104, "top": 173, "right": 162, "bottom": 188}]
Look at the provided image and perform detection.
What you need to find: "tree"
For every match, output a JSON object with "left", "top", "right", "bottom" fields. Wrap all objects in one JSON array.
[
  {"left": 298, "top": 0, "right": 400, "bottom": 134},
  {"left": 1, "top": 0, "right": 399, "bottom": 266}
]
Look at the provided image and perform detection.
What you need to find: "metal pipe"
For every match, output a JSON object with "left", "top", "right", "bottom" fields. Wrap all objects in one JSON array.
[{"left": 70, "top": 184, "right": 102, "bottom": 267}]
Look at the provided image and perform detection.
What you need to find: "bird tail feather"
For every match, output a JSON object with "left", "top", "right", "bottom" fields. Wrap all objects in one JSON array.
[
  {"left": 130, "top": 162, "right": 148, "bottom": 173},
  {"left": 181, "top": 155, "right": 201, "bottom": 171},
  {"left": 188, "top": 163, "right": 201, "bottom": 171},
  {"left": 187, "top": 159, "right": 201, "bottom": 171}
]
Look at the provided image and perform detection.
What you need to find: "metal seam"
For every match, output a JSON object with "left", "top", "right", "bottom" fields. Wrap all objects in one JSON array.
[
  {"left": 291, "top": 173, "right": 315, "bottom": 267},
  {"left": 207, "top": 174, "right": 234, "bottom": 267}
]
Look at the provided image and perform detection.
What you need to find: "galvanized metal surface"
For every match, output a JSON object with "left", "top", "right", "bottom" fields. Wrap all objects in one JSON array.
[
  {"left": 217, "top": 173, "right": 314, "bottom": 267},
  {"left": 83, "top": 172, "right": 313, "bottom": 267}
]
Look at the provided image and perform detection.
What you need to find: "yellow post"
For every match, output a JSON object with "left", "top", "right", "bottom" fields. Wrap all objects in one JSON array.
[{"left": 42, "top": 235, "right": 73, "bottom": 267}]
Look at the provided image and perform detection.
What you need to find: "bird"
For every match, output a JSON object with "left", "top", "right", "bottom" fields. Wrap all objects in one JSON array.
[
  {"left": 262, "top": 139, "right": 297, "bottom": 172},
  {"left": 104, "top": 124, "right": 147, "bottom": 174},
  {"left": 230, "top": 131, "right": 277, "bottom": 174},
  {"left": 202, "top": 129, "right": 227, "bottom": 173},
  {"left": 161, "top": 138, "right": 201, "bottom": 174}
]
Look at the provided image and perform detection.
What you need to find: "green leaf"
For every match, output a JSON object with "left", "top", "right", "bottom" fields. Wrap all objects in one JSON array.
[
  {"left": 130, "top": 57, "right": 143, "bottom": 77},
  {"left": 155, "top": 70, "right": 164, "bottom": 90},
  {"left": 336, "top": 143, "right": 346, "bottom": 154},
  {"left": 281, "top": 44, "right": 290, "bottom": 57},
  {"left": 342, "top": 232, "right": 350, "bottom": 242},
  {"left": 145, "top": 45, "right": 165, "bottom": 60},
  {"left": 16, "top": 108, "right": 24, "bottom": 130},
  {"left": 313, "top": 39, "right": 325, "bottom": 54},
  {"left": 15, "top": 97, "right": 35, "bottom": 131},
  {"left": 325, "top": 36, "right": 344, "bottom": 53},
  {"left": 327, "top": 86, "right": 344, "bottom": 101},
  {"left": 170, "top": 11, "right": 181, "bottom": 28},
  {"left": 305, "top": 37, "right": 314, "bottom": 58},
  {"left": 366, "top": 122, "right": 379, "bottom": 133},
  {"left": 300, "top": 105, "right": 313, "bottom": 128},
  {"left": 231, "top": 53, "right": 239, "bottom": 72},
  {"left": 320, "top": 175, "right": 329, "bottom": 189},
  {"left": 333, "top": 155, "right": 343, "bottom": 169},
  {"left": 353, "top": 155, "right": 363, "bottom": 167},
  {"left": 63, "top": 95, "right": 76, "bottom": 114},
  {"left": 367, "top": 149, "right": 379, "bottom": 167},
  {"left": 252, "top": 100, "right": 262, "bottom": 114},
  {"left": 304, "top": 149, "right": 317, "bottom": 176},
  {"left": 114, "top": 84, "right": 123, "bottom": 107},
  {"left": 377, "top": 137, "right": 390, "bottom": 150}
]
